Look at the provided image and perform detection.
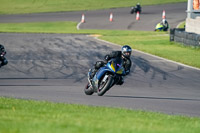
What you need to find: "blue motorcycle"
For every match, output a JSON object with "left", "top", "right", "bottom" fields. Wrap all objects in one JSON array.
[{"left": 84, "top": 58, "right": 125, "bottom": 96}]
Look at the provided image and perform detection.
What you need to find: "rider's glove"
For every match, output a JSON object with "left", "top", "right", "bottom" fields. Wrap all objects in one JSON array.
[{"left": 104, "top": 55, "right": 110, "bottom": 61}]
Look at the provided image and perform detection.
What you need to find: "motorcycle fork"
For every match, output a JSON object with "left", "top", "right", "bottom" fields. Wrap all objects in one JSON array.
[{"left": 102, "top": 74, "right": 109, "bottom": 82}]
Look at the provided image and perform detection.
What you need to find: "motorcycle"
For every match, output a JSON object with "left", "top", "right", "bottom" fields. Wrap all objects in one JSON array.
[
  {"left": 130, "top": 6, "right": 142, "bottom": 14},
  {"left": 84, "top": 58, "right": 125, "bottom": 96},
  {"left": 155, "top": 23, "right": 168, "bottom": 31},
  {"left": 0, "top": 51, "right": 8, "bottom": 65}
]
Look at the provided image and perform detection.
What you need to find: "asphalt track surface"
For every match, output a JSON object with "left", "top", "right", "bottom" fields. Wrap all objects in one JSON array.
[{"left": 1, "top": 3, "right": 200, "bottom": 117}]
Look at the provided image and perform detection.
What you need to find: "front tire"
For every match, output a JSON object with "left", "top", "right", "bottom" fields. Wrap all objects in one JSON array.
[
  {"left": 97, "top": 75, "right": 113, "bottom": 96},
  {"left": 84, "top": 82, "right": 94, "bottom": 95},
  {"left": 130, "top": 9, "right": 135, "bottom": 14},
  {"left": 130, "top": 10, "right": 134, "bottom": 14}
]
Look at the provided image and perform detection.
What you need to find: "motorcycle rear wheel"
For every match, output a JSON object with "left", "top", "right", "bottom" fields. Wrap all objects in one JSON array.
[{"left": 84, "top": 82, "right": 94, "bottom": 95}]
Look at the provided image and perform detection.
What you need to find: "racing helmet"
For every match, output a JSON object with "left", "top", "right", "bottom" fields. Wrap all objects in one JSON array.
[
  {"left": 121, "top": 45, "right": 132, "bottom": 58},
  {"left": 162, "top": 19, "right": 167, "bottom": 25}
]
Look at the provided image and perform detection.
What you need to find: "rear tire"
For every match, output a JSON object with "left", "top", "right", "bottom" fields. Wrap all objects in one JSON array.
[
  {"left": 97, "top": 75, "right": 113, "bottom": 96},
  {"left": 84, "top": 82, "right": 94, "bottom": 95}
]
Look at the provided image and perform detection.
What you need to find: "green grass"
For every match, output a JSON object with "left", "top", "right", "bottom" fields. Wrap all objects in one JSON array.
[
  {"left": 0, "top": 0, "right": 187, "bottom": 14},
  {"left": 0, "top": 21, "right": 199, "bottom": 68},
  {"left": 0, "top": 21, "right": 79, "bottom": 33},
  {"left": 178, "top": 21, "right": 186, "bottom": 28},
  {"left": 0, "top": 97, "right": 200, "bottom": 133}
]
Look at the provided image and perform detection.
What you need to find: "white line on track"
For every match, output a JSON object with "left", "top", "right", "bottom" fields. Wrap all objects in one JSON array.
[{"left": 76, "top": 21, "right": 82, "bottom": 30}]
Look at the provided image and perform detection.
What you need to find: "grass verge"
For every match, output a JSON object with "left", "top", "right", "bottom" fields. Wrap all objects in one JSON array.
[
  {"left": 0, "top": 97, "right": 200, "bottom": 133},
  {"left": 0, "top": 0, "right": 187, "bottom": 14},
  {"left": 0, "top": 21, "right": 199, "bottom": 68},
  {"left": 178, "top": 21, "right": 186, "bottom": 28}
]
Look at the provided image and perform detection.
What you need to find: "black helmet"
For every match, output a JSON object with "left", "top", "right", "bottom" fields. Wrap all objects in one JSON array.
[{"left": 121, "top": 45, "right": 132, "bottom": 58}]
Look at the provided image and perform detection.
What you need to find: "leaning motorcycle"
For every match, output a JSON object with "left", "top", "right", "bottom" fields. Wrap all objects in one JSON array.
[
  {"left": 84, "top": 58, "right": 125, "bottom": 96},
  {"left": 155, "top": 23, "right": 168, "bottom": 31}
]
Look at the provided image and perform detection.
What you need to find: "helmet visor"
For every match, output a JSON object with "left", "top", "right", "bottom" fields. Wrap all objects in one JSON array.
[{"left": 123, "top": 51, "right": 131, "bottom": 57}]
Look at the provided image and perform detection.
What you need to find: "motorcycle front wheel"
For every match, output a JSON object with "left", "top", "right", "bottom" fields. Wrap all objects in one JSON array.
[
  {"left": 97, "top": 75, "right": 113, "bottom": 96},
  {"left": 130, "top": 11, "right": 134, "bottom": 14},
  {"left": 130, "top": 9, "right": 135, "bottom": 14}
]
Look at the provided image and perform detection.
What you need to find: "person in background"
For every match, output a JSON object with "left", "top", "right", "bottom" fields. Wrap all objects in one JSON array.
[
  {"left": 161, "top": 19, "right": 169, "bottom": 31},
  {"left": 155, "top": 19, "right": 169, "bottom": 31}
]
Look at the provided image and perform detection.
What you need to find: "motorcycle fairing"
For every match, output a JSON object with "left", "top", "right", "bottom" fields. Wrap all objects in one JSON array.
[
  {"left": 90, "top": 58, "right": 125, "bottom": 92},
  {"left": 155, "top": 23, "right": 164, "bottom": 31}
]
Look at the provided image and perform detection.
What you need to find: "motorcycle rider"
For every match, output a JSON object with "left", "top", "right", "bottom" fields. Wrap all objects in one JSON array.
[
  {"left": 136, "top": 3, "right": 141, "bottom": 12},
  {"left": 161, "top": 19, "right": 169, "bottom": 31},
  {"left": 0, "top": 44, "right": 8, "bottom": 68},
  {"left": 90, "top": 45, "right": 132, "bottom": 85},
  {"left": 131, "top": 3, "right": 142, "bottom": 14}
]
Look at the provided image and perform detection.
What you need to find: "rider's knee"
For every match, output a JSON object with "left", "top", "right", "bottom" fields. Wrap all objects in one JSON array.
[{"left": 2, "top": 59, "right": 8, "bottom": 66}]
